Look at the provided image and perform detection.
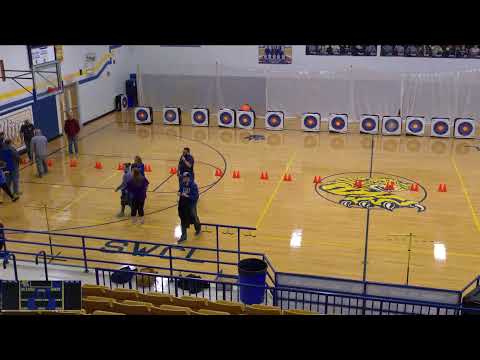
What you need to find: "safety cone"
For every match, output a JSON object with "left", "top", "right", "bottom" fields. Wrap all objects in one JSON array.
[
  {"left": 233, "top": 170, "right": 240, "bottom": 179},
  {"left": 70, "top": 159, "right": 77, "bottom": 167},
  {"left": 264, "top": 172, "right": 269, "bottom": 180},
  {"left": 260, "top": 172, "right": 269, "bottom": 180},
  {"left": 95, "top": 161, "right": 103, "bottom": 169},
  {"left": 386, "top": 181, "right": 395, "bottom": 191},
  {"left": 438, "top": 184, "right": 447, "bottom": 192},
  {"left": 354, "top": 180, "right": 363, "bottom": 188},
  {"left": 410, "top": 183, "right": 419, "bottom": 192},
  {"left": 47, "top": 159, "right": 53, "bottom": 167},
  {"left": 118, "top": 163, "right": 124, "bottom": 171},
  {"left": 145, "top": 164, "right": 152, "bottom": 172},
  {"left": 283, "top": 174, "right": 292, "bottom": 182},
  {"left": 215, "top": 169, "right": 223, "bottom": 177},
  {"left": 313, "top": 176, "right": 322, "bottom": 184},
  {"left": 170, "top": 167, "right": 177, "bottom": 175}
]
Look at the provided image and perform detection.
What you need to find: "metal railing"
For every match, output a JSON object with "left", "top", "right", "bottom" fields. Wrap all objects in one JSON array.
[{"left": 2, "top": 225, "right": 480, "bottom": 315}]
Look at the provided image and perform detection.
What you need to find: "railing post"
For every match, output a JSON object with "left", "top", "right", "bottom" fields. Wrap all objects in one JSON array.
[
  {"left": 216, "top": 226, "right": 220, "bottom": 274},
  {"left": 35, "top": 251, "right": 48, "bottom": 281},
  {"left": 3, "top": 253, "right": 18, "bottom": 281},
  {"left": 237, "top": 228, "right": 241, "bottom": 265},
  {"left": 81, "top": 236, "right": 89, "bottom": 273},
  {"left": 168, "top": 246, "right": 173, "bottom": 278},
  {"left": 95, "top": 268, "right": 99, "bottom": 285}
]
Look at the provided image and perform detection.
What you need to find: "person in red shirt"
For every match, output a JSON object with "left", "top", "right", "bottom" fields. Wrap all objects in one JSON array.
[{"left": 64, "top": 112, "right": 81, "bottom": 155}]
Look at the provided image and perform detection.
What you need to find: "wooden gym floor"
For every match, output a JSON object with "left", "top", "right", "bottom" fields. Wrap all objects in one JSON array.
[{"left": 2, "top": 111, "right": 480, "bottom": 290}]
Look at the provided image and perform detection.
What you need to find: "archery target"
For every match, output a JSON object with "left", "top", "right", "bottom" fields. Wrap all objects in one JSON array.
[
  {"left": 328, "top": 114, "right": 348, "bottom": 133},
  {"left": 191, "top": 108, "right": 209, "bottom": 127},
  {"left": 265, "top": 111, "right": 284, "bottom": 130},
  {"left": 431, "top": 118, "right": 451, "bottom": 138},
  {"left": 406, "top": 116, "right": 425, "bottom": 136},
  {"left": 120, "top": 95, "right": 128, "bottom": 112},
  {"left": 218, "top": 108, "right": 235, "bottom": 128},
  {"left": 134, "top": 107, "right": 153, "bottom": 125},
  {"left": 382, "top": 116, "right": 402, "bottom": 135},
  {"left": 302, "top": 113, "right": 320, "bottom": 132},
  {"left": 163, "top": 107, "right": 181, "bottom": 125},
  {"left": 454, "top": 118, "right": 476, "bottom": 138},
  {"left": 236, "top": 110, "right": 255, "bottom": 129},
  {"left": 360, "top": 114, "right": 380, "bottom": 134}
]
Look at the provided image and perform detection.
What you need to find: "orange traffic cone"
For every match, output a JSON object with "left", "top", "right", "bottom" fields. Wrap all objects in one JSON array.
[
  {"left": 47, "top": 159, "right": 53, "bottom": 167},
  {"left": 438, "top": 184, "right": 447, "bottom": 192},
  {"left": 170, "top": 167, "right": 177, "bottom": 175},
  {"left": 260, "top": 172, "right": 269, "bottom": 180},
  {"left": 313, "top": 176, "right": 322, "bottom": 184},
  {"left": 215, "top": 168, "right": 223, "bottom": 177},
  {"left": 145, "top": 164, "right": 152, "bottom": 172},
  {"left": 95, "top": 161, "right": 103, "bottom": 169},
  {"left": 70, "top": 159, "right": 77, "bottom": 167},
  {"left": 233, "top": 170, "right": 240, "bottom": 179},
  {"left": 118, "top": 163, "right": 124, "bottom": 171},
  {"left": 410, "top": 183, "right": 419, "bottom": 192},
  {"left": 354, "top": 180, "right": 363, "bottom": 188},
  {"left": 283, "top": 174, "right": 292, "bottom": 182}
]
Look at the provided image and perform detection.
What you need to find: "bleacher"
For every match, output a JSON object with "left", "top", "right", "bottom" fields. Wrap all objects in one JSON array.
[{"left": 81, "top": 284, "right": 319, "bottom": 315}]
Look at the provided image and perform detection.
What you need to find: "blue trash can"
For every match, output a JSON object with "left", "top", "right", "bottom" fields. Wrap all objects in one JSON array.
[{"left": 238, "top": 258, "right": 267, "bottom": 305}]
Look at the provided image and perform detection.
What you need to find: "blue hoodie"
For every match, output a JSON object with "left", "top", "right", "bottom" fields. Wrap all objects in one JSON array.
[{"left": 179, "top": 177, "right": 199, "bottom": 204}]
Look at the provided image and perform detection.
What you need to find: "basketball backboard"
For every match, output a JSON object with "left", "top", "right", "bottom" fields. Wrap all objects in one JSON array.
[{"left": 0, "top": 58, "right": 63, "bottom": 102}]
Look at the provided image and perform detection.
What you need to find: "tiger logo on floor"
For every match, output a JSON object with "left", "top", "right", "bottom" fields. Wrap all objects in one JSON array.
[{"left": 318, "top": 176, "right": 426, "bottom": 212}]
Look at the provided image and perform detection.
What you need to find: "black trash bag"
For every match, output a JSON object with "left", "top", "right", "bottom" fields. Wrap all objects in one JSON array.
[
  {"left": 177, "top": 274, "right": 210, "bottom": 294},
  {"left": 111, "top": 266, "right": 137, "bottom": 284}
]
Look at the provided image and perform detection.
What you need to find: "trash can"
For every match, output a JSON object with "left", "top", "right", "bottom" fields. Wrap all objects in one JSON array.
[{"left": 238, "top": 258, "right": 267, "bottom": 305}]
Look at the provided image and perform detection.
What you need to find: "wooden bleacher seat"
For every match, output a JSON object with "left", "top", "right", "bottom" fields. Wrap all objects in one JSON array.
[
  {"left": 173, "top": 295, "right": 209, "bottom": 310},
  {"left": 283, "top": 309, "right": 319, "bottom": 315},
  {"left": 112, "top": 300, "right": 152, "bottom": 315},
  {"left": 197, "top": 309, "right": 230, "bottom": 315},
  {"left": 207, "top": 300, "right": 245, "bottom": 315},
  {"left": 82, "top": 284, "right": 110, "bottom": 298},
  {"left": 109, "top": 288, "right": 140, "bottom": 301},
  {"left": 82, "top": 297, "right": 114, "bottom": 314},
  {"left": 137, "top": 292, "right": 174, "bottom": 306},
  {"left": 245, "top": 304, "right": 283, "bottom": 315},
  {"left": 150, "top": 304, "right": 192, "bottom": 315},
  {"left": 93, "top": 310, "right": 125, "bottom": 315}
]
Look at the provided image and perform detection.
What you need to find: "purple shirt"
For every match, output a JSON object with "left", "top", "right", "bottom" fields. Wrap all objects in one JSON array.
[{"left": 126, "top": 177, "right": 149, "bottom": 201}]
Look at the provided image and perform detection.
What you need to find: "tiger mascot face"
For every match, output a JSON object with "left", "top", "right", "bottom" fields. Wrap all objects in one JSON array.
[{"left": 318, "top": 176, "right": 426, "bottom": 212}]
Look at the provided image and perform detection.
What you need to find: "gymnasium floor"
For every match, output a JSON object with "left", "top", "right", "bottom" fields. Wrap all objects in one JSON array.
[{"left": 2, "top": 111, "right": 480, "bottom": 291}]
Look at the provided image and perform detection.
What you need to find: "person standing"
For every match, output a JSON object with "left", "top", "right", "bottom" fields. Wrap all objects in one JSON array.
[
  {"left": 131, "top": 155, "right": 145, "bottom": 176},
  {"left": 64, "top": 112, "right": 80, "bottom": 155},
  {"left": 177, "top": 147, "right": 194, "bottom": 186},
  {"left": 177, "top": 172, "right": 201, "bottom": 243},
  {"left": 30, "top": 129, "right": 48, "bottom": 178},
  {"left": 0, "top": 161, "right": 19, "bottom": 203},
  {"left": 19, "top": 120, "right": 35, "bottom": 161},
  {"left": 114, "top": 162, "right": 132, "bottom": 217},
  {"left": 1, "top": 139, "right": 21, "bottom": 196},
  {"left": 126, "top": 168, "right": 149, "bottom": 224}
]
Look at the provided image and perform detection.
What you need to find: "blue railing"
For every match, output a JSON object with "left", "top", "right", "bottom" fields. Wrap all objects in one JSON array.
[{"left": 2, "top": 225, "right": 480, "bottom": 315}]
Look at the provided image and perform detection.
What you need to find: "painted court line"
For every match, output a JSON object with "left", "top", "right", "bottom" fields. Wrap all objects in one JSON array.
[
  {"left": 451, "top": 155, "right": 480, "bottom": 233},
  {"left": 255, "top": 151, "right": 297, "bottom": 229}
]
